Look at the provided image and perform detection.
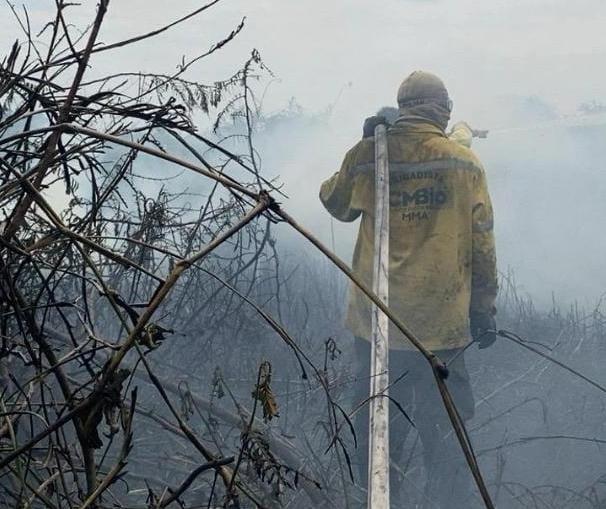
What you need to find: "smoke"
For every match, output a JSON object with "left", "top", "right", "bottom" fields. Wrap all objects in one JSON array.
[
  {"left": 4, "top": 0, "right": 603, "bottom": 302},
  {"left": 253, "top": 95, "right": 606, "bottom": 308}
]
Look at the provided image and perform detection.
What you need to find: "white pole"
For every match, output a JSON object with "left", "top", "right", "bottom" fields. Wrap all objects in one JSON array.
[{"left": 368, "top": 122, "right": 390, "bottom": 508}]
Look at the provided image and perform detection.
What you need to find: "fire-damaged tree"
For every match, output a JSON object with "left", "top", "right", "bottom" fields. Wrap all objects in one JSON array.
[{"left": 0, "top": 2, "right": 323, "bottom": 507}]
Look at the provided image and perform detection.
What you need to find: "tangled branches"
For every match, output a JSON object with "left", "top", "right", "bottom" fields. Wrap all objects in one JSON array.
[{"left": 0, "top": 2, "right": 298, "bottom": 507}]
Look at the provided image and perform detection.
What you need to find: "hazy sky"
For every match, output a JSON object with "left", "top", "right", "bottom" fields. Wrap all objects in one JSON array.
[
  {"left": 2, "top": 1, "right": 605, "bottom": 305},
  {"left": 4, "top": 0, "right": 605, "bottom": 119}
]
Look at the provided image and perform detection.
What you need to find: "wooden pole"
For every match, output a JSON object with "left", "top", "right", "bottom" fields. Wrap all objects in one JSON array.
[{"left": 368, "top": 122, "right": 390, "bottom": 508}]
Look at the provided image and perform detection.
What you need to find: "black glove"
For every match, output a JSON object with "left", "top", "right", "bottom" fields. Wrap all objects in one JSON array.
[
  {"left": 470, "top": 311, "right": 497, "bottom": 349},
  {"left": 362, "top": 115, "right": 389, "bottom": 139}
]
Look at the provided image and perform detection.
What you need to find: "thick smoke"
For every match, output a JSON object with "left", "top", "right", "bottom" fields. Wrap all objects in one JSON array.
[{"left": 255, "top": 96, "right": 606, "bottom": 308}]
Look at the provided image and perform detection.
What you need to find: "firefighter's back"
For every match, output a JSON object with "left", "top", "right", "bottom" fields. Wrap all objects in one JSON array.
[{"left": 344, "top": 120, "right": 488, "bottom": 351}]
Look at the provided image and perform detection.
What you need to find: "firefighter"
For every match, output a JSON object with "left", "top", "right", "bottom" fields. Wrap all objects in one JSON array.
[{"left": 319, "top": 71, "right": 497, "bottom": 507}]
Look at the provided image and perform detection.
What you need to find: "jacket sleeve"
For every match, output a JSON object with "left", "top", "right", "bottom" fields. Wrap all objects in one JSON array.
[
  {"left": 319, "top": 147, "right": 362, "bottom": 222},
  {"left": 470, "top": 165, "right": 498, "bottom": 317}
]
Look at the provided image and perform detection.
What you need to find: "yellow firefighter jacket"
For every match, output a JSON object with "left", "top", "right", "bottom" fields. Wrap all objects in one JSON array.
[{"left": 320, "top": 117, "right": 497, "bottom": 351}]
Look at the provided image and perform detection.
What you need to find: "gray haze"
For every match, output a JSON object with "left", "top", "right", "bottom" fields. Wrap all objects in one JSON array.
[{"left": 3, "top": 0, "right": 606, "bottom": 305}]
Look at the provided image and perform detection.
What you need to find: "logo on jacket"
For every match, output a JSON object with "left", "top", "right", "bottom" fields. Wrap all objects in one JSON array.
[
  {"left": 392, "top": 187, "right": 448, "bottom": 208},
  {"left": 391, "top": 186, "right": 450, "bottom": 222}
]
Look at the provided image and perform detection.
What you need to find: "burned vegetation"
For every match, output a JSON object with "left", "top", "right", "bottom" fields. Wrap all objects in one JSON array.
[
  {"left": 0, "top": 2, "right": 306, "bottom": 507},
  {"left": 1, "top": 2, "right": 606, "bottom": 509}
]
